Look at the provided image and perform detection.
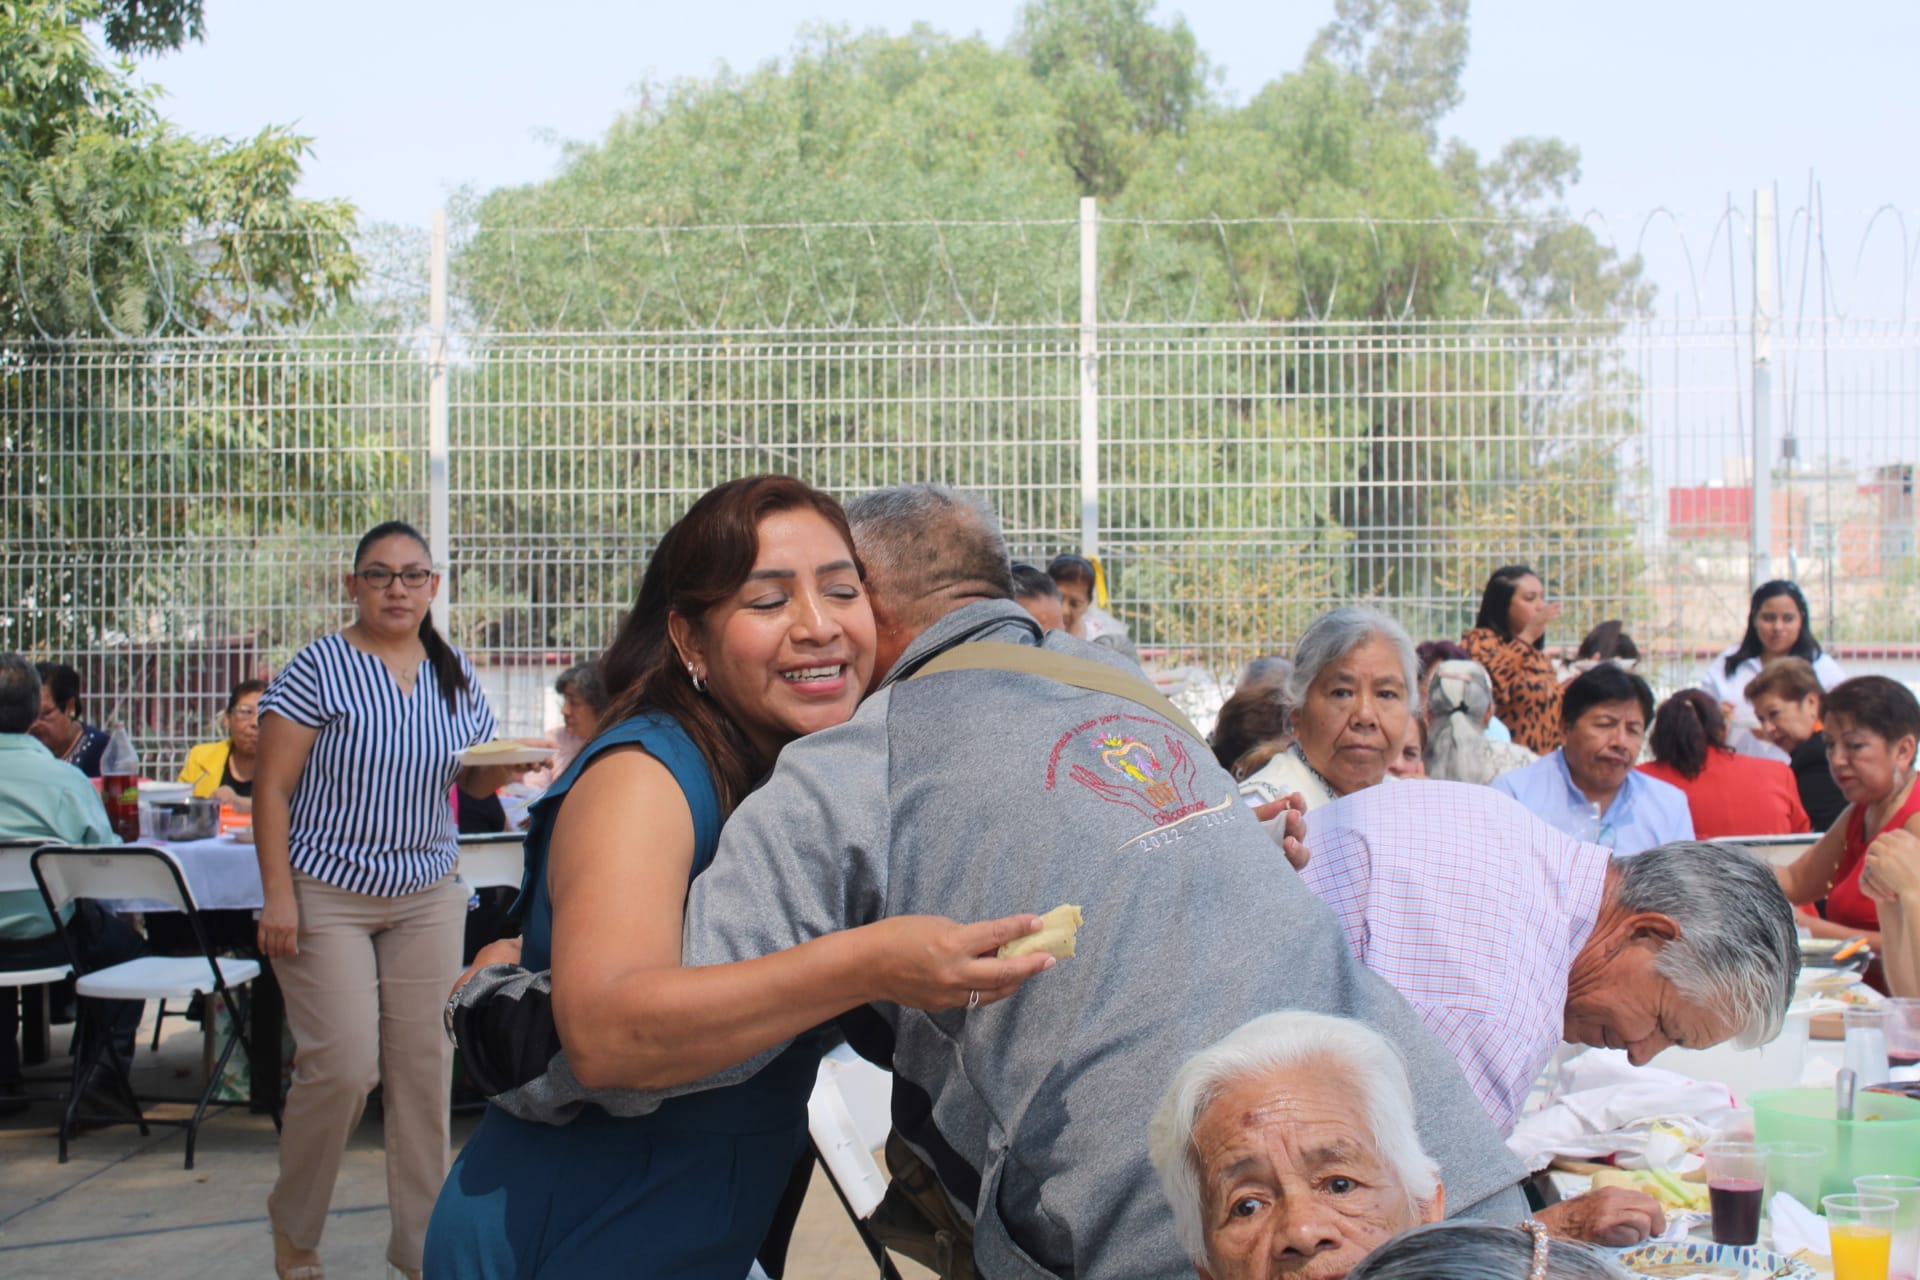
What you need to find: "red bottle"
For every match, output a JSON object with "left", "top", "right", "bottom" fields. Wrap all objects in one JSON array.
[{"left": 100, "top": 722, "right": 141, "bottom": 842}]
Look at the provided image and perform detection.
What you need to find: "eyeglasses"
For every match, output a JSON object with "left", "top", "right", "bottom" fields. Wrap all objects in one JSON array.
[{"left": 355, "top": 567, "right": 434, "bottom": 589}]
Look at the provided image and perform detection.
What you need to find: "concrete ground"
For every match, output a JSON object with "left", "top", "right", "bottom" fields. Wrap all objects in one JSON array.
[{"left": 1, "top": 1008, "right": 928, "bottom": 1279}]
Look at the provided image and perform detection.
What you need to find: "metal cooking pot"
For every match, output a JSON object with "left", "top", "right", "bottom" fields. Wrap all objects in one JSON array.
[{"left": 150, "top": 797, "right": 222, "bottom": 841}]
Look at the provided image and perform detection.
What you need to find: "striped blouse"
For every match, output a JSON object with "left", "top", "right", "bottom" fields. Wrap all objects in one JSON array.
[{"left": 261, "top": 631, "right": 496, "bottom": 896}]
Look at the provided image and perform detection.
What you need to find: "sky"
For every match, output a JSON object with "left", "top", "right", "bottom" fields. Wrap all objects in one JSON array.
[{"left": 127, "top": 0, "right": 1920, "bottom": 320}]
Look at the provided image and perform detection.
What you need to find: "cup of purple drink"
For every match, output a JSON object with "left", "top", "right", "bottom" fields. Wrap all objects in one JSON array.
[{"left": 1704, "top": 1141, "right": 1767, "bottom": 1246}]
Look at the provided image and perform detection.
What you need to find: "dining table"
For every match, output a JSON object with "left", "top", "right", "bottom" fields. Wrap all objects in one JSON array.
[{"left": 122, "top": 831, "right": 527, "bottom": 1112}]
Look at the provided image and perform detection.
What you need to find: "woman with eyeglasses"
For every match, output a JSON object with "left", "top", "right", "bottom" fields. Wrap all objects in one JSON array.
[
  {"left": 179, "top": 679, "right": 266, "bottom": 812},
  {"left": 1699, "top": 579, "right": 1845, "bottom": 729},
  {"left": 253, "top": 520, "right": 496, "bottom": 1280}
]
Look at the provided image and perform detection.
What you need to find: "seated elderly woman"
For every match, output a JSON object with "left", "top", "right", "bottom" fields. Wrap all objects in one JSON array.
[
  {"left": 1425, "top": 660, "right": 1537, "bottom": 786},
  {"left": 1240, "top": 608, "right": 1416, "bottom": 810},
  {"left": 1149, "top": 1011, "right": 1448, "bottom": 1280},
  {"left": 1348, "top": 1222, "right": 1629, "bottom": 1280},
  {"left": 179, "top": 678, "right": 266, "bottom": 812},
  {"left": 1744, "top": 657, "right": 1848, "bottom": 830},
  {"left": 1149, "top": 1012, "right": 1653, "bottom": 1280}
]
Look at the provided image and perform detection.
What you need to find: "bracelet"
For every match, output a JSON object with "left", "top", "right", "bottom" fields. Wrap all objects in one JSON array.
[{"left": 443, "top": 980, "right": 469, "bottom": 1047}]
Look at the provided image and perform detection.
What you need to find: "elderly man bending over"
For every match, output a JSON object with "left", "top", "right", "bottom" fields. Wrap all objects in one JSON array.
[
  {"left": 1300, "top": 782, "right": 1798, "bottom": 1240},
  {"left": 1149, "top": 1012, "right": 1446, "bottom": 1280}
]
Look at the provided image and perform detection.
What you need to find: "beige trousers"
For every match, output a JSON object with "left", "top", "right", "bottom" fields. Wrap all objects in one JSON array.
[{"left": 266, "top": 868, "right": 467, "bottom": 1271}]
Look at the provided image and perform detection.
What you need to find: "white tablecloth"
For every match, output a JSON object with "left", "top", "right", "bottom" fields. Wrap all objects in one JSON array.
[
  {"left": 109, "top": 837, "right": 263, "bottom": 914},
  {"left": 120, "top": 834, "right": 524, "bottom": 913}
]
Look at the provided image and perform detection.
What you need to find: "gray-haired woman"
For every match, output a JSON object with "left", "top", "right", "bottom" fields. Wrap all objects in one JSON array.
[
  {"left": 1239, "top": 607, "right": 1419, "bottom": 811},
  {"left": 1426, "top": 660, "right": 1539, "bottom": 786},
  {"left": 1349, "top": 1221, "right": 1630, "bottom": 1280}
]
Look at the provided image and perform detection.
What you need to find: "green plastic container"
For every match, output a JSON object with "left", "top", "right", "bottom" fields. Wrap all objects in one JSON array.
[{"left": 1750, "top": 1087, "right": 1920, "bottom": 1202}]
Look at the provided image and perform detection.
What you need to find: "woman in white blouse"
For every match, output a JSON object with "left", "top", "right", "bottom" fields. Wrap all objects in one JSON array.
[
  {"left": 253, "top": 521, "right": 496, "bottom": 1280},
  {"left": 1699, "top": 580, "right": 1845, "bottom": 727}
]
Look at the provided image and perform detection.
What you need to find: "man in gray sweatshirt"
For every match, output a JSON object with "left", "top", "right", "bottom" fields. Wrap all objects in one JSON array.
[{"left": 452, "top": 485, "right": 1528, "bottom": 1278}]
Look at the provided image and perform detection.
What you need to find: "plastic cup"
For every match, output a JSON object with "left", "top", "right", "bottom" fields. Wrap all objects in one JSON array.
[
  {"left": 1718, "top": 1106, "right": 1757, "bottom": 1141},
  {"left": 1888, "top": 1000, "right": 1920, "bottom": 1073},
  {"left": 1767, "top": 1141, "right": 1828, "bottom": 1211},
  {"left": 1706, "top": 1142, "right": 1768, "bottom": 1245},
  {"left": 1856, "top": 1176, "right": 1920, "bottom": 1280},
  {"left": 1848, "top": 1008, "right": 1891, "bottom": 1084},
  {"left": 1825, "top": 1193, "right": 1900, "bottom": 1280}
]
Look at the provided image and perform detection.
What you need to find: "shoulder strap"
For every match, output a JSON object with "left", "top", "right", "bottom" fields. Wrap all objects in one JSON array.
[{"left": 909, "top": 641, "right": 1204, "bottom": 743}]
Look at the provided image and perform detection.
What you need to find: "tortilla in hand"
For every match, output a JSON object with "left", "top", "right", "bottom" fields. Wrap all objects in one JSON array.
[{"left": 998, "top": 904, "right": 1083, "bottom": 960}]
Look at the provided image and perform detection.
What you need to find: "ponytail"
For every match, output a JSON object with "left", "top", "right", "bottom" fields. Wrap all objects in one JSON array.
[
  {"left": 1650, "top": 689, "right": 1725, "bottom": 780},
  {"left": 1424, "top": 660, "right": 1498, "bottom": 785},
  {"left": 418, "top": 613, "right": 469, "bottom": 709}
]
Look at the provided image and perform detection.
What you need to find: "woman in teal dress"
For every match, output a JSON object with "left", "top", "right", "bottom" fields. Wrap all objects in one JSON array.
[{"left": 424, "top": 476, "right": 1049, "bottom": 1278}]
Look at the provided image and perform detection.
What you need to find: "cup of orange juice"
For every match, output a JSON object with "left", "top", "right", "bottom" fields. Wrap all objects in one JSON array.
[{"left": 1826, "top": 1194, "right": 1900, "bottom": 1280}]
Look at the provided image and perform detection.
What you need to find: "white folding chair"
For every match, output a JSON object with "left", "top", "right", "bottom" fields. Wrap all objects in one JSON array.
[
  {"left": 0, "top": 840, "right": 71, "bottom": 1076},
  {"left": 808, "top": 1047, "right": 905, "bottom": 1279},
  {"left": 32, "top": 844, "right": 263, "bottom": 1167}
]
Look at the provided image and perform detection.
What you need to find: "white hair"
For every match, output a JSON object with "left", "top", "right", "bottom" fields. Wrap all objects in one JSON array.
[
  {"left": 1285, "top": 607, "right": 1422, "bottom": 729},
  {"left": 1425, "top": 659, "right": 1500, "bottom": 784},
  {"left": 1147, "top": 1011, "right": 1441, "bottom": 1269},
  {"left": 1610, "top": 841, "right": 1801, "bottom": 1049}
]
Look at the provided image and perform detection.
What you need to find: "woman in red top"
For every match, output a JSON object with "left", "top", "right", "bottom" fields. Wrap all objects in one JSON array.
[
  {"left": 1640, "top": 690, "right": 1809, "bottom": 840},
  {"left": 1774, "top": 676, "right": 1920, "bottom": 956}
]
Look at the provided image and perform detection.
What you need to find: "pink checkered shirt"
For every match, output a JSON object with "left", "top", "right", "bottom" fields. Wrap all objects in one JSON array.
[{"left": 1299, "top": 780, "right": 1612, "bottom": 1135}]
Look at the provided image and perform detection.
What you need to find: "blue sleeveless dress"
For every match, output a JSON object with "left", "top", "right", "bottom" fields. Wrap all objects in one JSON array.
[{"left": 423, "top": 712, "right": 817, "bottom": 1278}]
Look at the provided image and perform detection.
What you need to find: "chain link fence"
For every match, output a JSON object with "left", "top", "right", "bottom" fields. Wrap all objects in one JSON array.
[{"left": 5, "top": 204, "right": 1916, "bottom": 765}]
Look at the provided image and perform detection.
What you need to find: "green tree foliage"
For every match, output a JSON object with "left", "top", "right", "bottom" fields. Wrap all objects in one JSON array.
[
  {"left": 1306, "top": 0, "right": 1469, "bottom": 134},
  {"left": 1, "top": 0, "right": 377, "bottom": 684},
  {"left": 440, "top": 0, "right": 1651, "bottom": 653},
  {"left": 1013, "top": 0, "right": 1207, "bottom": 195},
  {"left": 0, "top": 0, "right": 358, "bottom": 337}
]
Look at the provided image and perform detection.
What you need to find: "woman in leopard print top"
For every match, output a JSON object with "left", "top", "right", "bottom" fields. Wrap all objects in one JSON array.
[{"left": 1462, "top": 565, "right": 1563, "bottom": 755}]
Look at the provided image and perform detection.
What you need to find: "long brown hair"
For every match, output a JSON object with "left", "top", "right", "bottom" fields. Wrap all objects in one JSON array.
[{"left": 596, "top": 475, "right": 864, "bottom": 813}]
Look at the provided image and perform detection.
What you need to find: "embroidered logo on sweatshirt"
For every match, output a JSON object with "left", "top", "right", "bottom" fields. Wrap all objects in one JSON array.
[{"left": 1048, "top": 713, "right": 1236, "bottom": 846}]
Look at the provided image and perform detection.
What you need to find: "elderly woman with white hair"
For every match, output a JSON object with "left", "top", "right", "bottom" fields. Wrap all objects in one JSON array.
[
  {"left": 1240, "top": 608, "right": 1418, "bottom": 811},
  {"left": 1425, "top": 660, "right": 1538, "bottom": 785},
  {"left": 1149, "top": 1011, "right": 1448, "bottom": 1280}
]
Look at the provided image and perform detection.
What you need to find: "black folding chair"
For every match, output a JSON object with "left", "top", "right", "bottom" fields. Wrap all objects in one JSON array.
[{"left": 31, "top": 844, "right": 265, "bottom": 1167}]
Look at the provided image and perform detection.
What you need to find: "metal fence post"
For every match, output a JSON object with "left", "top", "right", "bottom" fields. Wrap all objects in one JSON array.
[
  {"left": 1078, "top": 195, "right": 1099, "bottom": 559},
  {"left": 428, "top": 208, "right": 451, "bottom": 633},
  {"left": 1751, "top": 187, "right": 1776, "bottom": 590}
]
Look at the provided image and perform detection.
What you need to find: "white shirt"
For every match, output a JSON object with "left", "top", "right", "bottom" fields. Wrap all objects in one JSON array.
[{"left": 1698, "top": 647, "right": 1846, "bottom": 726}]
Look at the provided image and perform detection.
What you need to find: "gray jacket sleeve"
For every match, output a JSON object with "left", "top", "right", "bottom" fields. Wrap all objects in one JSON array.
[{"left": 454, "top": 701, "right": 895, "bottom": 1125}]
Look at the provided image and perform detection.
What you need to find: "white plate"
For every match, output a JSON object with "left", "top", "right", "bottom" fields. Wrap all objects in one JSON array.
[{"left": 457, "top": 741, "right": 555, "bottom": 767}]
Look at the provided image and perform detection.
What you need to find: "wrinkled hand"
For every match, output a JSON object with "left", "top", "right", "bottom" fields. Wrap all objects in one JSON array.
[
  {"left": 1253, "top": 793, "right": 1311, "bottom": 869},
  {"left": 449, "top": 936, "right": 524, "bottom": 1003},
  {"left": 1535, "top": 1187, "right": 1665, "bottom": 1247},
  {"left": 257, "top": 891, "right": 300, "bottom": 959},
  {"left": 871, "top": 914, "right": 1055, "bottom": 1012},
  {"left": 1863, "top": 827, "right": 1920, "bottom": 902}
]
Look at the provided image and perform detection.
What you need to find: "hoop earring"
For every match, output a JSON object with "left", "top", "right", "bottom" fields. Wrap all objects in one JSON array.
[{"left": 686, "top": 662, "right": 707, "bottom": 695}]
